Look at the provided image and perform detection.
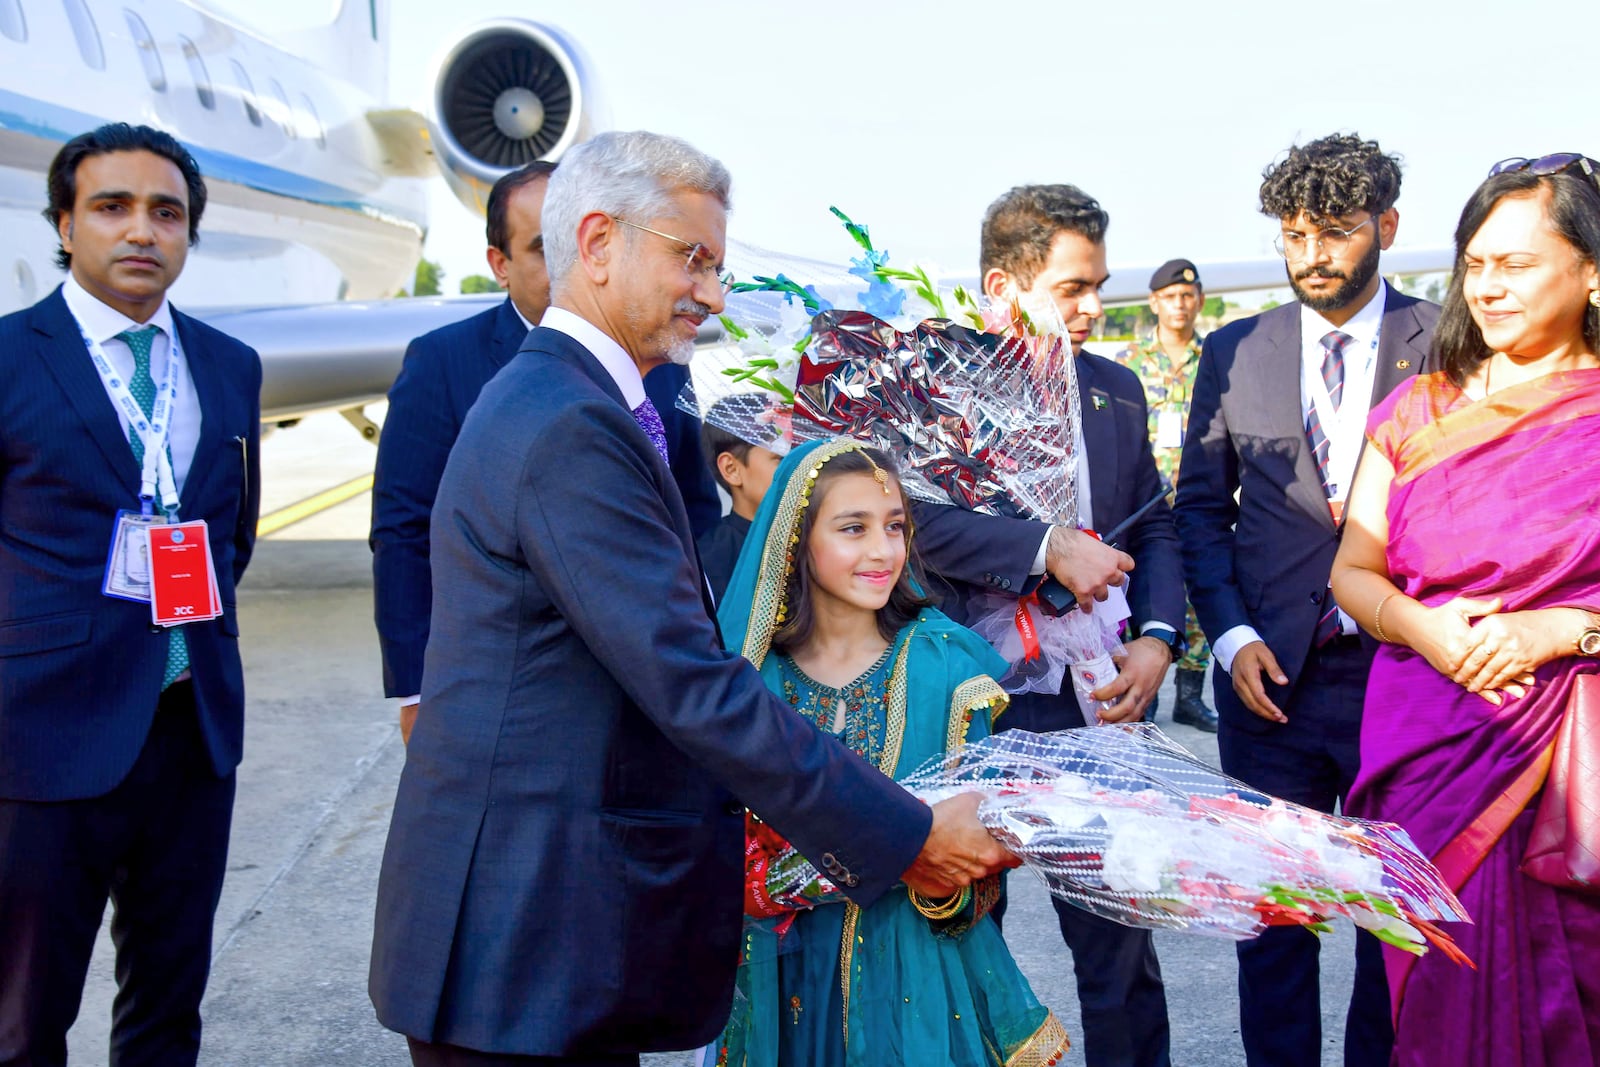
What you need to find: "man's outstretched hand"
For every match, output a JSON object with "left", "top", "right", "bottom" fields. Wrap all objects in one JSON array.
[{"left": 901, "top": 791, "right": 1021, "bottom": 897}]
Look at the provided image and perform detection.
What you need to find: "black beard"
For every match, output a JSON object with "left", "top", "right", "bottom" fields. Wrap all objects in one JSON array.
[{"left": 1287, "top": 239, "right": 1381, "bottom": 313}]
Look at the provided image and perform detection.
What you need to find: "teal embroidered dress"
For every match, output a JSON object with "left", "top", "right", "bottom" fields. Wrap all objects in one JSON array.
[{"left": 706, "top": 438, "right": 1070, "bottom": 1067}]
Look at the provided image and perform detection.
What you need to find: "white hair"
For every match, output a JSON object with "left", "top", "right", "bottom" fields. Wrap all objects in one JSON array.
[{"left": 542, "top": 130, "right": 732, "bottom": 285}]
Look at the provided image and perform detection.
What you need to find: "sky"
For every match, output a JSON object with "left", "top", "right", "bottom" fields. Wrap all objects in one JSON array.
[{"left": 224, "top": 0, "right": 1600, "bottom": 295}]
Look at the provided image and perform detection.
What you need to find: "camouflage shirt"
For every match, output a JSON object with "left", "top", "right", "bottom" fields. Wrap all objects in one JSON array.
[{"left": 1118, "top": 332, "right": 1204, "bottom": 484}]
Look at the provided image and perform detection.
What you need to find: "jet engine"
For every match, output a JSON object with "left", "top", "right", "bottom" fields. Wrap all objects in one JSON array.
[{"left": 429, "top": 21, "right": 602, "bottom": 216}]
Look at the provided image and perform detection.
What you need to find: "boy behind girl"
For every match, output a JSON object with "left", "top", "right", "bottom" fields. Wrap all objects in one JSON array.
[{"left": 698, "top": 395, "right": 783, "bottom": 600}]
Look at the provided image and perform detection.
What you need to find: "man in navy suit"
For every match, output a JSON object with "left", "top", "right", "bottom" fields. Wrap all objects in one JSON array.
[
  {"left": 950, "top": 185, "right": 1185, "bottom": 1067},
  {"left": 371, "top": 161, "right": 720, "bottom": 743},
  {"left": 0, "top": 124, "right": 261, "bottom": 1066},
  {"left": 1174, "top": 134, "right": 1437, "bottom": 1067},
  {"left": 369, "top": 131, "right": 1016, "bottom": 1066}
]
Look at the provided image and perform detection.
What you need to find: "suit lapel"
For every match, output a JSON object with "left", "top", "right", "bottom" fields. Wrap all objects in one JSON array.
[
  {"left": 1076, "top": 356, "right": 1118, "bottom": 531},
  {"left": 175, "top": 310, "right": 224, "bottom": 517},
  {"left": 1259, "top": 305, "right": 1338, "bottom": 532},
  {"left": 32, "top": 289, "right": 142, "bottom": 497},
  {"left": 1370, "top": 293, "right": 1428, "bottom": 407},
  {"left": 536, "top": 328, "right": 723, "bottom": 623}
]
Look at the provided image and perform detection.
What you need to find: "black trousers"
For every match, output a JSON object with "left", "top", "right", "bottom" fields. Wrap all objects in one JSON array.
[
  {"left": 407, "top": 1038, "right": 639, "bottom": 1067},
  {"left": 0, "top": 681, "right": 235, "bottom": 1067},
  {"left": 1216, "top": 636, "right": 1393, "bottom": 1067},
  {"left": 996, "top": 691, "right": 1173, "bottom": 1067}
]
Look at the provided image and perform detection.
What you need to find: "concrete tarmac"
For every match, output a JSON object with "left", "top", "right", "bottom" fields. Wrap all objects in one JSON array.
[{"left": 63, "top": 412, "right": 1361, "bottom": 1066}]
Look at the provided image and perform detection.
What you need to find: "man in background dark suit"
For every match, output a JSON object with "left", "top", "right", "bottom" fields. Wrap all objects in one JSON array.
[
  {"left": 957, "top": 185, "right": 1186, "bottom": 1067},
  {"left": 0, "top": 124, "right": 261, "bottom": 1067},
  {"left": 370, "top": 161, "right": 720, "bottom": 742},
  {"left": 369, "top": 130, "right": 1014, "bottom": 1066},
  {"left": 1174, "top": 134, "right": 1437, "bottom": 1067}
]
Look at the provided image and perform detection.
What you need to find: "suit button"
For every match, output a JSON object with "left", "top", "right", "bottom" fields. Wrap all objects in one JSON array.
[
  {"left": 998, "top": 578, "right": 1012, "bottom": 590},
  {"left": 724, "top": 801, "right": 744, "bottom": 816},
  {"left": 821, "top": 852, "right": 837, "bottom": 868},
  {"left": 1309, "top": 592, "right": 1320, "bottom": 603},
  {"left": 845, "top": 874, "right": 860, "bottom": 888}
]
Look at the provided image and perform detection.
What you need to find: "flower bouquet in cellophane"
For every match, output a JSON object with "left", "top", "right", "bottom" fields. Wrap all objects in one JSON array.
[
  {"left": 901, "top": 725, "right": 1473, "bottom": 961},
  {"left": 681, "top": 209, "right": 1125, "bottom": 702}
]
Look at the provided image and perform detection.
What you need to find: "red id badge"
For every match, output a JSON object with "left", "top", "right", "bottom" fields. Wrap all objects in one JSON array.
[{"left": 147, "top": 521, "right": 221, "bottom": 626}]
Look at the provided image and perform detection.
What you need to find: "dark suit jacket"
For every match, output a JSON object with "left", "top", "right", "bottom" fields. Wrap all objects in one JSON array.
[
  {"left": 369, "top": 326, "right": 931, "bottom": 1056},
  {"left": 1173, "top": 290, "right": 1438, "bottom": 711},
  {"left": 370, "top": 297, "right": 719, "bottom": 697},
  {"left": 0, "top": 287, "right": 261, "bottom": 801},
  {"left": 916, "top": 348, "right": 1185, "bottom": 634}
]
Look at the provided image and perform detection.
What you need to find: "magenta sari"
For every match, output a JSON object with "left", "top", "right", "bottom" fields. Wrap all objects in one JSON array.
[{"left": 1348, "top": 367, "right": 1600, "bottom": 1066}]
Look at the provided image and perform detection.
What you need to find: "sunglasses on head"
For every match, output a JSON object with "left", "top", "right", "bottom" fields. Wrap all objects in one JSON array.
[{"left": 1489, "top": 153, "right": 1600, "bottom": 195}]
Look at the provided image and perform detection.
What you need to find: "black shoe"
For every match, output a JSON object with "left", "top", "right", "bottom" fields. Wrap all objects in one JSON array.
[{"left": 1172, "top": 669, "right": 1218, "bottom": 732}]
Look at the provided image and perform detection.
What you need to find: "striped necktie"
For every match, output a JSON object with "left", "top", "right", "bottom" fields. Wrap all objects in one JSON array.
[
  {"left": 1310, "top": 330, "right": 1352, "bottom": 648},
  {"left": 1306, "top": 330, "right": 1351, "bottom": 493},
  {"left": 115, "top": 325, "right": 190, "bottom": 689}
]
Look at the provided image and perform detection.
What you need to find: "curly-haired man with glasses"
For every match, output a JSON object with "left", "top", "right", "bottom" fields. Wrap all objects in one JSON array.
[{"left": 1173, "top": 133, "right": 1440, "bottom": 1067}]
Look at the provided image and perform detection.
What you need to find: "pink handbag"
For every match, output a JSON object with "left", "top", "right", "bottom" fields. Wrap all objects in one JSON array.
[{"left": 1521, "top": 673, "right": 1600, "bottom": 892}]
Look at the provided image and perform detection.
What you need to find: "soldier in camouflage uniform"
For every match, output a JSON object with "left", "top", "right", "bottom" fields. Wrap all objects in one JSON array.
[{"left": 1118, "top": 258, "right": 1218, "bottom": 731}]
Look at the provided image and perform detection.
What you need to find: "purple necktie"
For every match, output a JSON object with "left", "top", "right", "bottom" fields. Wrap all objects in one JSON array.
[{"left": 632, "top": 398, "right": 670, "bottom": 463}]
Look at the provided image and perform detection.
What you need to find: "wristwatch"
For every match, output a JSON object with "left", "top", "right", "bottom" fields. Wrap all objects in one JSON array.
[
  {"left": 1580, "top": 618, "right": 1600, "bottom": 657},
  {"left": 1146, "top": 627, "right": 1187, "bottom": 663}
]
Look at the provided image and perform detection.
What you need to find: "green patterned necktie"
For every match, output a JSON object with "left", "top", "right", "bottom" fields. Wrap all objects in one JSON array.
[{"left": 115, "top": 325, "right": 190, "bottom": 689}]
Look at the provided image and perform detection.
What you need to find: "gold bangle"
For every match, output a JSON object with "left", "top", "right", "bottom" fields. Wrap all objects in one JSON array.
[
  {"left": 907, "top": 886, "right": 971, "bottom": 920},
  {"left": 1374, "top": 592, "right": 1399, "bottom": 643}
]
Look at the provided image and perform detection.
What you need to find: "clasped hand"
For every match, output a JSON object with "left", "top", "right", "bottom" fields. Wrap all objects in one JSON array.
[
  {"left": 901, "top": 792, "right": 1021, "bottom": 898},
  {"left": 1413, "top": 597, "right": 1548, "bottom": 705}
]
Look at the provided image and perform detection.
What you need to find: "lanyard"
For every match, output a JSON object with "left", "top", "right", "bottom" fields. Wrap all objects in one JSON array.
[
  {"left": 79, "top": 325, "right": 183, "bottom": 517},
  {"left": 1304, "top": 330, "right": 1379, "bottom": 502}
]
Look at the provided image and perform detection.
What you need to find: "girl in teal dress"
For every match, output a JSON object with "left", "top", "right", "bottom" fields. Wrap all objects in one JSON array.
[{"left": 706, "top": 438, "right": 1070, "bottom": 1067}]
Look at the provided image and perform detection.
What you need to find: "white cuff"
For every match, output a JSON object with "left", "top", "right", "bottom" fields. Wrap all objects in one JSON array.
[
  {"left": 1029, "top": 529, "right": 1052, "bottom": 576},
  {"left": 395, "top": 695, "right": 420, "bottom": 707},
  {"left": 1138, "top": 622, "right": 1177, "bottom": 640},
  {"left": 1211, "top": 625, "right": 1263, "bottom": 674}
]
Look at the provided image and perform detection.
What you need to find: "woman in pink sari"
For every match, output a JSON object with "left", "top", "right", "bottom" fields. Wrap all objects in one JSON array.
[{"left": 1330, "top": 156, "right": 1600, "bottom": 1065}]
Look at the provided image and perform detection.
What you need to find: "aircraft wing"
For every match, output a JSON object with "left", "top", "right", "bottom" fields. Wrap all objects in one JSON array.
[{"left": 197, "top": 295, "right": 504, "bottom": 424}]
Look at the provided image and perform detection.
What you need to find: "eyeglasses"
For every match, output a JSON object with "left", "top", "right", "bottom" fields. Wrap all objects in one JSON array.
[
  {"left": 1488, "top": 153, "right": 1600, "bottom": 196},
  {"left": 608, "top": 215, "right": 734, "bottom": 294},
  {"left": 1273, "top": 217, "right": 1374, "bottom": 259}
]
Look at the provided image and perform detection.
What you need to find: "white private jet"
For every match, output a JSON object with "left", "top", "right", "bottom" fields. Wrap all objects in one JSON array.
[{"left": 0, "top": 0, "right": 1450, "bottom": 439}]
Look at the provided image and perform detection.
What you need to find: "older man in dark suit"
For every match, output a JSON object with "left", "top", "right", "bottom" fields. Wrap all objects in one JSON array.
[
  {"left": 1174, "top": 134, "right": 1438, "bottom": 1067},
  {"left": 370, "top": 160, "right": 719, "bottom": 742},
  {"left": 0, "top": 124, "right": 260, "bottom": 1067},
  {"left": 369, "top": 131, "right": 1016, "bottom": 1066}
]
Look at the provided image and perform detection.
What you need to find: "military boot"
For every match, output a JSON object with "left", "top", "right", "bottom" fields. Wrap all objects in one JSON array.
[{"left": 1172, "top": 668, "right": 1218, "bottom": 732}]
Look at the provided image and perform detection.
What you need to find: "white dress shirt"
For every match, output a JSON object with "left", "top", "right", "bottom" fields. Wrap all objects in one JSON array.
[
  {"left": 1212, "top": 281, "right": 1388, "bottom": 672},
  {"left": 62, "top": 276, "right": 201, "bottom": 498}
]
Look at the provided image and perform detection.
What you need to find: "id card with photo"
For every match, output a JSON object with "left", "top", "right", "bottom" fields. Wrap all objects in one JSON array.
[
  {"left": 103, "top": 510, "right": 165, "bottom": 603},
  {"left": 147, "top": 520, "right": 221, "bottom": 626}
]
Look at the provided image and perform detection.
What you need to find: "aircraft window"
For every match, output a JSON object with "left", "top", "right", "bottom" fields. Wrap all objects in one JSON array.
[
  {"left": 229, "top": 59, "right": 262, "bottom": 127},
  {"left": 268, "top": 78, "right": 295, "bottom": 138},
  {"left": 62, "top": 0, "right": 104, "bottom": 70},
  {"left": 299, "top": 93, "right": 325, "bottom": 149},
  {"left": 178, "top": 36, "right": 214, "bottom": 110},
  {"left": 123, "top": 10, "right": 165, "bottom": 92},
  {"left": 0, "top": 0, "right": 26, "bottom": 43}
]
